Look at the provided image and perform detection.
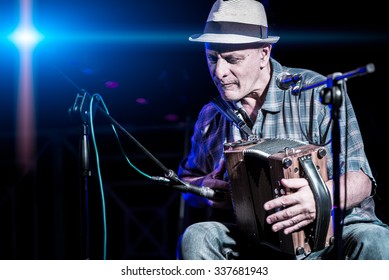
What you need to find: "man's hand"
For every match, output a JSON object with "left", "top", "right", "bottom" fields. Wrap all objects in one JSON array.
[
  {"left": 264, "top": 178, "right": 316, "bottom": 234},
  {"left": 202, "top": 158, "right": 231, "bottom": 209}
]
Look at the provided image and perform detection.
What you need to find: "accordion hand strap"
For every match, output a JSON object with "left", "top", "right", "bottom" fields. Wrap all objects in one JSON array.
[{"left": 299, "top": 154, "right": 332, "bottom": 251}]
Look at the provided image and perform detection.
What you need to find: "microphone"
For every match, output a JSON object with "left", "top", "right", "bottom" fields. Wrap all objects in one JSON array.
[
  {"left": 152, "top": 176, "right": 228, "bottom": 200},
  {"left": 176, "top": 183, "right": 228, "bottom": 200},
  {"left": 276, "top": 72, "right": 302, "bottom": 90}
]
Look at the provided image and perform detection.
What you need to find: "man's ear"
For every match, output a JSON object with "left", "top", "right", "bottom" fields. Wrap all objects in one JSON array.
[{"left": 259, "top": 43, "right": 272, "bottom": 69}]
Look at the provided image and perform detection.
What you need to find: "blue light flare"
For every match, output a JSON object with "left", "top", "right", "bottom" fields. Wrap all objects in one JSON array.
[
  {"left": 8, "top": 24, "right": 44, "bottom": 50},
  {"left": 8, "top": 0, "right": 44, "bottom": 50}
]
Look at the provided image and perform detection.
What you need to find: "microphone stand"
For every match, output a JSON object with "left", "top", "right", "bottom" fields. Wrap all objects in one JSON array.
[
  {"left": 320, "top": 74, "right": 344, "bottom": 260},
  {"left": 292, "top": 63, "right": 375, "bottom": 260},
  {"left": 68, "top": 90, "right": 97, "bottom": 260}
]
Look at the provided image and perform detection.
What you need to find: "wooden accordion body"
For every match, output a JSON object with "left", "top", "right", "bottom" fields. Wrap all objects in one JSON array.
[{"left": 224, "top": 138, "right": 333, "bottom": 258}]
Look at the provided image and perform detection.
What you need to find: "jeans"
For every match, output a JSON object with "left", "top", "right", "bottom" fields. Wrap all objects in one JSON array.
[{"left": 177, "top": 219, "right": 389, "bottom": 260}]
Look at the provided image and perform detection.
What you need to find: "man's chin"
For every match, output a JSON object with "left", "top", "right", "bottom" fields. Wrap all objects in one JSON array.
[{"left": 220, "top": 91, "right": 239, "bottom": 102}]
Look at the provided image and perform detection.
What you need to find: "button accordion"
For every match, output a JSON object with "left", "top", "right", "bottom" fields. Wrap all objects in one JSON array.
[{"left": 224, "top": 138, "right": 333, "bottom": 258}]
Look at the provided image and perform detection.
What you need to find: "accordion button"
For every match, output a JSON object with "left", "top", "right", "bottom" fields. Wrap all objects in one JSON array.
[
  {"left": 317, "top": 148, "right": 327, "bottom": 159},
  {"left": 282, "top": 157, "right": 292, "bottom": 168}
]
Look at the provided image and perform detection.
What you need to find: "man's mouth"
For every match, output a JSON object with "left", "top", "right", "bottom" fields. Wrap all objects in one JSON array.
[{"left": 219, "top": 82, "right": 236, "bottom": 89}]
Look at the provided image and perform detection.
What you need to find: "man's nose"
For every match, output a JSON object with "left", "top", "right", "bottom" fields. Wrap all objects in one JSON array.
[{"left": 214, "top": 59, "right": 229, "bottom": 80}]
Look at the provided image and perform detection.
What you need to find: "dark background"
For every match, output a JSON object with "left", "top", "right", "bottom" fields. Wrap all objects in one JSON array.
[{"left": 0, "top": 0, "right": 387, "bottom": 259}]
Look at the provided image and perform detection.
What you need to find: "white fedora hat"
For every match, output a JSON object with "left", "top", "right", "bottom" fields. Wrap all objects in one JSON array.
[{"left": 189, "top": 0, "right": 279, "bottom": 44}]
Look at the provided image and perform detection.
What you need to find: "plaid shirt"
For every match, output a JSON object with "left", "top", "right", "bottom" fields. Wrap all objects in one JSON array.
[{"left": 178, "top": 58, "right": 378, "bottom": 223}]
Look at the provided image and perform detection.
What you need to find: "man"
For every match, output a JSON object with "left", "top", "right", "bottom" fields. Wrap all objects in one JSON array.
[{"left": 176, "top": 0, "right": 389, "bottom": 259}]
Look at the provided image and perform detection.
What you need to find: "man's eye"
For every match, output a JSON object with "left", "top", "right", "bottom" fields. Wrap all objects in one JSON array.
[
  {"left": 207, "top": 56, "right": 217, "bottom": 64},
  {"left": 207, "top": 56, "right": 243, "bottom": 64},
  {"left": 226, "top": 58, "right": 241, "bottom": 64}
]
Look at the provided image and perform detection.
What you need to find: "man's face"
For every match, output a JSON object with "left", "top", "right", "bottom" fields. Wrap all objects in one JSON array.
[{"left": 205, "top": 43, "right": 267, "bottom": 101}]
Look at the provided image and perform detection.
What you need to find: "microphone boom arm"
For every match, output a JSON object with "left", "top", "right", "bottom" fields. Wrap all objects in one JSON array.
[{"left": 292, "top": 63, "right": 375, "bottom": 95}]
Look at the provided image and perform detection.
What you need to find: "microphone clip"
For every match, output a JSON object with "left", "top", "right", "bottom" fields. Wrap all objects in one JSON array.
[{"left": 276, "top": 72, "right": 303, "bottom": 95}]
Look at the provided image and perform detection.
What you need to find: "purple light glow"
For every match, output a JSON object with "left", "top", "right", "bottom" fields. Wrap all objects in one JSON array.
[
  {"left": 104, "top": 80, "right": 119, "bottom": 89},
  {"left": 135, "top": 97, "right": 149, "bottom": 105},
  {"left": 164, "top": 114, "right": 179, "bottom": 122}
]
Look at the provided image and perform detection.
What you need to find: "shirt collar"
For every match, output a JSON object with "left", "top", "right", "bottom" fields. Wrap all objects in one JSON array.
[{"left": 261, "top": 57, "right": 285, "bottom": 113}]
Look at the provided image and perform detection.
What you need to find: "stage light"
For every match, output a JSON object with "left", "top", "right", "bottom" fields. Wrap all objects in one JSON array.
[
  {"left": 8, "top": 24, "right": 43, "bottom": 50},
  {"left": 8, "top": 0, "right": 43, "bottom": 50}
]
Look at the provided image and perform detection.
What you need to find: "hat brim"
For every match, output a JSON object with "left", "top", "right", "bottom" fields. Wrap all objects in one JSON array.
[{"left": 189, "top": 33, "right": 280, "bottom": 44}]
